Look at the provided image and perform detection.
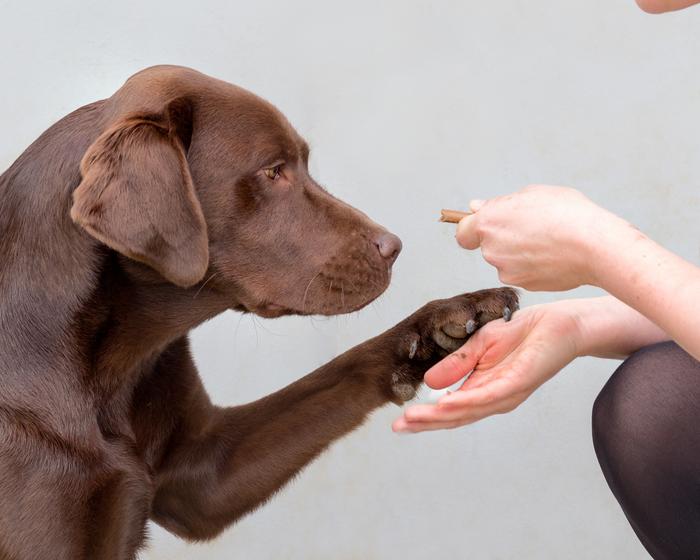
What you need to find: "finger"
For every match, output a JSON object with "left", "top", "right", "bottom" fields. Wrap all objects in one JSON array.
[
  {"left": 393, "top": 417, "right": 474, "bottom": 433},
  {"left": 469, "top": 199, "right": 485, "bottom": 212},
  {"left": 402, "top": 402, "right": 487, "bottom": 423},
  {"left": 438, "top": 378, "right": 517, "bottom": 408},
  {"left": 459, "top": 370, "right": 494, "bottom": 391},
  {"left": 424, "top": 347, "right": 479, "bottom": 389},
  {"left": 392, "top": 416, "right": 410, "bottom": 432},
  {"left": 456, "top": 214, "right": 480, "bottom": 250},
  {"left": 402, "top": 403, "right": 447, "bottom": 422}
]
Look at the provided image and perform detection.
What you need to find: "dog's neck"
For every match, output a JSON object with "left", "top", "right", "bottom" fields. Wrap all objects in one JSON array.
[{"left": 80, "top": 254, "right": 230, "bottom": 398}]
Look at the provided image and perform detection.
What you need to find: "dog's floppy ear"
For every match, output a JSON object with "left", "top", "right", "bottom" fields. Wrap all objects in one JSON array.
[{"left": 71, "top": 99, "right": 208, "bottom": 288}]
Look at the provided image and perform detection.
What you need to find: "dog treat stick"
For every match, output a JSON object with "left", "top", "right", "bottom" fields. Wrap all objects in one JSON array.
[{"left": 439, "top": 209, "right": 472, "bottom": 223}]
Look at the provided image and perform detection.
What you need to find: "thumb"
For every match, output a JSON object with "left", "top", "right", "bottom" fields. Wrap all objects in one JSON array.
[
  {"left": 456, "top": 213, "right": 480, "bottom": 250},
  {"left": 424, "top": 340, "right": 482, "bottom": 389}
]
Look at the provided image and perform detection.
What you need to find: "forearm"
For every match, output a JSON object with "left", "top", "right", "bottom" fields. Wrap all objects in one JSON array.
[
  {"left": 565, "top": 296, "right": 670, "bottom": 359},
  {"left": 588, "top": 226, "right": 700, "bottom": 360}
]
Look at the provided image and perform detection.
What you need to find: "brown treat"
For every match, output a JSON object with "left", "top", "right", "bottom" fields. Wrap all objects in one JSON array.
[{"left": 439, "top": 209, "right": 471, "bottom": 223}]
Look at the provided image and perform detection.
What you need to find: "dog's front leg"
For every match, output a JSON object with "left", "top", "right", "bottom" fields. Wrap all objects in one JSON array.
[{"left": 150, "top": 288, "right": 518, "bottom": 541}]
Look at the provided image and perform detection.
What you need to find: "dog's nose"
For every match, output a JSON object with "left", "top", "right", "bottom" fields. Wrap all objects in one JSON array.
[{"left": 374, "top": 232, "right": 402, "bottom": 265}]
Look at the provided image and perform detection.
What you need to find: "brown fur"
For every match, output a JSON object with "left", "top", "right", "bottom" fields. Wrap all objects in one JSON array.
[{"left": 0, "top": 65, "right": 518, "bottom": 559}]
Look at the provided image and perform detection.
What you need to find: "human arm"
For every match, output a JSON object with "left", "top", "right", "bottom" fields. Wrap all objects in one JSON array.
[{"left": 456, "top": 185, "right": 700, "bottom": 360}]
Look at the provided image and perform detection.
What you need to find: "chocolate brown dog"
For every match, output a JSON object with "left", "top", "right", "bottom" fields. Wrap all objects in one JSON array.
[{"left": 0, "top": 66, "right": 517, "bottom": 559}]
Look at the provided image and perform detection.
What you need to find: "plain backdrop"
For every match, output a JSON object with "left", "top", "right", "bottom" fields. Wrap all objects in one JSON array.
[{"left": 1, "top": 0, "right": 699, "bottom": 558}]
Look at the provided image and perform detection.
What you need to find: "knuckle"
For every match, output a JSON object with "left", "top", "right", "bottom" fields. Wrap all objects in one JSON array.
[
  {"left": 516, "top": 277, "right": 535, "bottom": 290},
  {"left": 497, "top": 269, "right": 512, "bottom": 283},
  {"left": 481, "top": 249, "right": 496, "bottom": 265}
]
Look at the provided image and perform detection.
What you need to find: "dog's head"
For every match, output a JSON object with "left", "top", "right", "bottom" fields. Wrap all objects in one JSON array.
[{"left": 71, "top": 66, "right": 401, "bottom": 318}]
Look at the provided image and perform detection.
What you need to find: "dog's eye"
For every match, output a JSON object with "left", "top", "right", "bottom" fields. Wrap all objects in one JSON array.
[{"left": 263, "top": 165, "right": 282, "bottom": 181}]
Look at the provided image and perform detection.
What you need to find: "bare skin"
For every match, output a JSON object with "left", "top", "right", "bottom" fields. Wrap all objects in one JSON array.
[
  {"left": 394, "top": 184, "right": 699, "bottom": 432},
  {"left": 635, "top": 0, "right": 700, "bottom": 12},
  {"left": 457, "top": 187, "right": 700, "bottom": 358},
  {"left": 393, "top": 297, "right": 669, "bottom": 432},
  {"left": 393, "top": 0, "right": 700, "bottom": 434}
]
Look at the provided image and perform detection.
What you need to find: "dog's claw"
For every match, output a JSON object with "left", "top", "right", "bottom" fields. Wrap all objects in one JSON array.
[
  {"left": 466, "top": 319, "right": 477, "bottom": 335},
  {"left": 503, "top": 306, "right": 512, "bottom": 322},
  {"left": 408, "top": 338, "right": 418, "bottom": 360}
]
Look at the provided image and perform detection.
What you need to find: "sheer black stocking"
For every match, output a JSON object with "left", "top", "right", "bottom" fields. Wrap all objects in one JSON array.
[{"left": 593, "top": 341, "right": 700, "bottom": 559}]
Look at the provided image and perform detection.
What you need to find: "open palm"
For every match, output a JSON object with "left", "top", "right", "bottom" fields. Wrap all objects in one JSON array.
[{"left": 393, "top": 303, "right": 581, "bottom": 433}]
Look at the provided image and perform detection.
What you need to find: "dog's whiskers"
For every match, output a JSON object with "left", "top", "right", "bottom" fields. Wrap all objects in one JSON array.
[
  {"left": 251, "top": 315, "right": 260, "bottom": 347},
  {"left": 302, "top": 270, "right": 323, "bottom": 313},
  {"left": 193, "top": 272, "right": 218, "bottom": 299}
]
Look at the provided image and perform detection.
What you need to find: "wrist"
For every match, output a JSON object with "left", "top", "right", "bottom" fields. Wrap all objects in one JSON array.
[
  {"left": 580, "top": 214, "right": 646, "bottom": 288},
  {"left": 560, "top": 296, "right": 670, "bottom": 359},
  {"left": 544, "top": 299, "right": 593, "bottom": 358},
  {"left": 560, "top": 298, "right": 609, "bottom": 357}
]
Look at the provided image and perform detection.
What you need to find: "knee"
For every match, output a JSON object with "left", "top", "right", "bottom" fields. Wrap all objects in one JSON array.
[
  {"left": 592, "top": 341, "right": 681, "bottom": 467},
  {"left": 592, "top": 364, "right": 626, "bottom": 466},
  {"left": 592, "top": 343, "right": 659, "bottom": 463}
]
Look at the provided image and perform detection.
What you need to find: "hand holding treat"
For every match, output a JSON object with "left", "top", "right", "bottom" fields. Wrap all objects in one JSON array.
[{"left": 441, "top": 185, "right": 637, "bottom": 292}]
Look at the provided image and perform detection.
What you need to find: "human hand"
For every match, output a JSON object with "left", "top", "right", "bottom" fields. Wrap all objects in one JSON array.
[
  {"left": 456, "top": 185, "right": 635, "bottom": 291},
  {"left": 392, "top": 301, "right": 581, "bottom": 433}
]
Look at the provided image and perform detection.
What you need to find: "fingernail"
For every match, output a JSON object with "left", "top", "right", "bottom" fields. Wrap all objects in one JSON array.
[{"left": 469, "top": 199, "right": 485, "bottom": 212}]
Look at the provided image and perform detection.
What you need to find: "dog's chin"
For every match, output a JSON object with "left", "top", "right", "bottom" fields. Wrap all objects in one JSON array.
[
  {"left": 250, "top": 302, "right": 295, "bottom": 319},
  {"left": 242, "top": 282, "right": 390, "bottom": 319}
]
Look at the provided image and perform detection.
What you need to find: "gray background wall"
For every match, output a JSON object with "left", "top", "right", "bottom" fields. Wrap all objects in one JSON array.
[{"left": 1, "top": 0, "right": 699, "bottom": 558}]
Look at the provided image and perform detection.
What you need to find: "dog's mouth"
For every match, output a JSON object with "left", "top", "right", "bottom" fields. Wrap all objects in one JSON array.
[
  {"left": 242, "top": 267, "right": 392, "bottom": 319},
  {"left": 234, "top": 232, "right": 399, "bottom": 319},
  {"left": 249, "top": 302, "right": 295, "bottom": 319},
  {"left": 247, "top": 283, "right": 389, "bottom": 319}
]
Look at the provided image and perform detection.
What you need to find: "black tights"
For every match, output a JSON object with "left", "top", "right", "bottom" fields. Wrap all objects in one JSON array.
[{"left": 593, "top": 341, "right": 700, "bottom": 559}]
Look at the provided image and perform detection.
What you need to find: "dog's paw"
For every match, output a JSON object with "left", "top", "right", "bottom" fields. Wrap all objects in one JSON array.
[
  {"left": 409, "top": 287, "right": 519, "bottom": 357},
  {"left": 388, "top": 288, "right": 519, "bottom": 402}
]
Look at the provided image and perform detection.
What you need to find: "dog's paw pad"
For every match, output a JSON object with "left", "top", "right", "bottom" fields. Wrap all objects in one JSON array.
[{"left": 391, "top": 370, "right": 417, "bottom": 402}]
